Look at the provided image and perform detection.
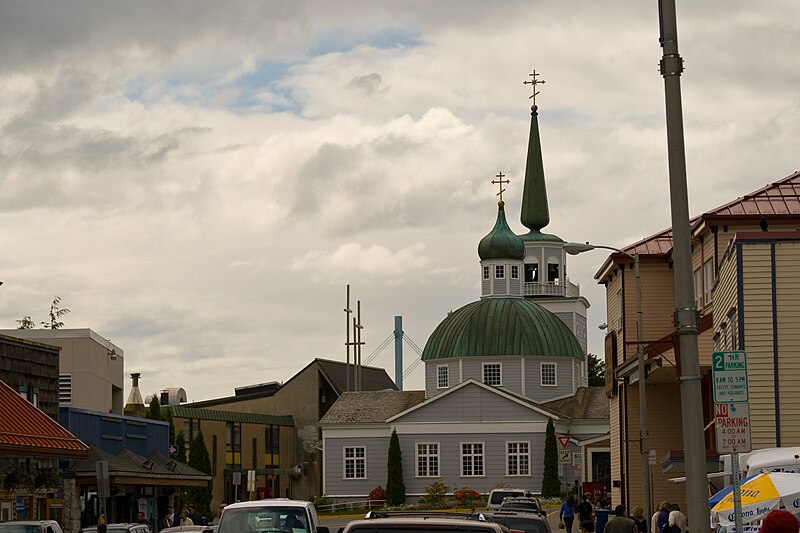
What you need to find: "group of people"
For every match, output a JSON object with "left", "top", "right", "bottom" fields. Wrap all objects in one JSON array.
[
  {"left": 560, "top": 495, "right": 800, "bottom": 533},
  {"left": 158, "top": 504, "right": 209, "bottom": 528}
]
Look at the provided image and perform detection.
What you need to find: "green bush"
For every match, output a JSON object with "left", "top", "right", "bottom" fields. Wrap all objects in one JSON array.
[{"left": 419, "top": 481, "right": 450, "bottom": 508}]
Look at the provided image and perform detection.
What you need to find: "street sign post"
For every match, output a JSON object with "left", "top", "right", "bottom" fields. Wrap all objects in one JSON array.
[
  {"left": 714, "top": 402, "right": 751, "bottom": 454},
  {"left": 559, "top": 449, "right": 571, "bottom": 464},
  {"left": 712, "top": 351, "right": 749, "bottom": 403}
]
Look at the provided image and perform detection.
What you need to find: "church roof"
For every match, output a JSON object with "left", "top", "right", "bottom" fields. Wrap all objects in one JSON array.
[
  {"left": 542, "top": 387, "right": 609, "bottom": 419},
  {"left": 422, "top": 297, "right": 583, "bottom": 360},
  {"left": 478, "top": 203, "right": 525, "bottom": 260},
  {"left": 319, "top": 390, "right": 426, "bottom": 425}
]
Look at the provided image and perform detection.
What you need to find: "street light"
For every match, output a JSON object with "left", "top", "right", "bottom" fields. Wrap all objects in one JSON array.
[{"left": 564, "top": 242, "right": 651, "bottom": 520}]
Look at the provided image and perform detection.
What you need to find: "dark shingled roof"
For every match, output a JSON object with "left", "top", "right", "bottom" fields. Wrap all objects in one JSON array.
[
  {"left": 319, "top": 390, "right": 426, "bottom": 424},
  {"left": 70, "top": 445, "right": 211, "bottom": 483},
  {"left": 315, "top": 359, "right": 399, "bottom": 395},
  {"left": 542, "top": 387, "right": 608, "bottom": 419}
]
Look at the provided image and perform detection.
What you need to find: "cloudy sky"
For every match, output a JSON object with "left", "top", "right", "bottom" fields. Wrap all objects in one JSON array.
[{"left": 1, "top": 1, "right": 797, "bottom": 402}]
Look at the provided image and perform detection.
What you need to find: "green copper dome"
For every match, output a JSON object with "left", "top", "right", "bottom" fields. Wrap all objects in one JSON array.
[
  {"left": 422, "top": 297, "right": 583, "bottom": 360},
  {"left": 478, "top": 203, "right": 525, "bottom": 260}
]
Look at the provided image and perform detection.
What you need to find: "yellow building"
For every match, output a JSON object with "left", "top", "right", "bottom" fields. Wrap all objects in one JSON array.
[{"left": 596, "top": 171, "right": 800, "bottom": 511}]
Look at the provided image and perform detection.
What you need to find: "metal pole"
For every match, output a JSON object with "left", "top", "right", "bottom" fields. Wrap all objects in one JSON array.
[
  {"left": 357, "top": 300, "right": 362, "bottom": 391},
  {"left": 732, "top": 451, "right": 743, "bottom": 533},
  {"left": 345, "top": 285, "right": 352, "bottom": 392},
  {"left": 394, "top": 315, "right": 404, "bottom": 390},
  {"left": 657, "top": 0, "right": 710, "bottom": 528},
  {"left": 635, "top": 253, "right": 652, "bottom": 522}
]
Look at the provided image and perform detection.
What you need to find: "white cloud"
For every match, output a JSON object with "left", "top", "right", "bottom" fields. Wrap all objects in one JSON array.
[{"left": 290, "top": 242, "right": 430, "bottom": 281}]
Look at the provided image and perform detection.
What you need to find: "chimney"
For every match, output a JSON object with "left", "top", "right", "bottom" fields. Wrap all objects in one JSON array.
[{"left": 124, "top": 372, "right": 146, "bottom": 418}]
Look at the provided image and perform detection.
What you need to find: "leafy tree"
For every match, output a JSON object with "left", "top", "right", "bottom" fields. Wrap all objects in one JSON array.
[
  {"left": 542, "top": 418, "right": 560, "bottom": 497},
  {"left": 42, "top": 296, "right": 70, "bottom": 329},
  {"left": 146, "top": 396, "right": 163, "bottom": 420},
  {"left": 419, "top": 481, "right": 449, "bottom": 508},
  {"left": 175, "top": 431, "right": 187, "bottom": 463},
  {"left": 588, "top": 354, "right": 605, "bottom": 387},
  {"left": 16, "top": 315, "right": 35, "bottom": 329},
  {"left": 187, "top": 432, "right": 213, "bottom": 519},
  {"left": 385, "top": 428, "right": 406, "bottom": 506}
]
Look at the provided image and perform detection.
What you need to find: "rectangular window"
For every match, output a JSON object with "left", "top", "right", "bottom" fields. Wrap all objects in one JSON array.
[
  {"left": 482, "top": 363, "right": 502, "bottom": 386},
  {"left": 495, "top": 265, "right": 505, "bottom": 279},
  {"left": 525, "top": 263, "right": 538, "bottom": 283},
  {"left": 616, "top": 290, "right": 623, "bottom": 329},
  {"left": 541, "top": 362, "right": 557, "bottom": 386},
  {"left": 344, "top": 447, "right": 366, "bottom": 479},
  {"left": 728, "top": 307, "right": 738, "bottom": 350},
  {"left": 693, "top": 268, "right": 702, "bottom": 309},
  {"left": 226, "top": 421, "right": 241, "bottom": 453},
  {"left": 483, "top": 266, "right": 490, "bottom": 280},
  {"left": 416, "top": 443, "right": 440, "bottom": 477},
  {"left": 437, "top": 365, "right": 449, "bottom": 389},
  {"left": 507, "top": 441, "right": 530, "bottom": 476},
  {"left": 59, "top": 374, "right": 72, "bottom": 405},
  {"left": 703, "top": 258, "right": 715, "bottom": 305},
  {"left": 511, "top": 265, "right": 519, "bottom": 279},
  {"left": 548, "top": 263, "right": 560, "bottom": 282},
  {"left": 461, "top": 442, "right": 484, "bottom": 477}
]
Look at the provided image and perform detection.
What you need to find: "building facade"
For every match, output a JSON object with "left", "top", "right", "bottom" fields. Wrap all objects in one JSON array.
[{"left": 597, "top": 171, "right": 800, "bottom": 511}]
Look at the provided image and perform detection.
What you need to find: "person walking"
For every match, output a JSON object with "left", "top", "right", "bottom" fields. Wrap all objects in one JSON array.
[
  {"left": 560, "top": 496, "right": 577, "bottom": 533},
  {"left": 180, "top": 509, "right": 194, "bottom": 526},
  {"left": 666, "top": 504, "right": 686, "bottom": 533},
  {"left": 605, "top": 505, "right": 635, "bottom": 533},
  {"left": 578, "top": 494, "right": 594, "bottom": 524},
  {"left": 630, "top": 506, "right": 647, "bottom": 533},
  {"left": 655, "top": 502, "right": 671, "bottom": 533}
]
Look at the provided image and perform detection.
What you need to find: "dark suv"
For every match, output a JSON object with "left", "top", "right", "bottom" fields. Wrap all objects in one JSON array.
[
  {"left": 343, "top": 512, "right": 509, "bottom": 533},
  {"left": 484, "top": 511, "right": 551, "bottom": 533}
]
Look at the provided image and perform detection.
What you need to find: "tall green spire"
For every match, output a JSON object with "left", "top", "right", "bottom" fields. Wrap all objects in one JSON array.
[{"left": 519, "top": 71, "right": 563, "bottom": 243}]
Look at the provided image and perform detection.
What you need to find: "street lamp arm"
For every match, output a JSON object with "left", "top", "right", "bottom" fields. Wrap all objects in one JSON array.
[{"left": 563, "top": 241, "right": 634, "bottom": 260}]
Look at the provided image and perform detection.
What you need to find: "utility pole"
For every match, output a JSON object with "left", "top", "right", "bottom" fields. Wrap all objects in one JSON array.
[
  {"left": 344, "top": 285, "right": 352, "bottom": 392},
  {"left": 657, "top": 0, "right": 710, "bottom": 529}
]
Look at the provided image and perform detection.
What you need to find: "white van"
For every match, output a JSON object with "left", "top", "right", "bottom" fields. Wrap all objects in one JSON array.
[{"left": 486, "top": 488, "right": 534, "bottom": 511}]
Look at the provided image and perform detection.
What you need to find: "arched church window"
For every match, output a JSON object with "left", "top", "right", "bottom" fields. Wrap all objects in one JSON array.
[{"left": 524, "top": 262, "right": 538, "bottom": 283}]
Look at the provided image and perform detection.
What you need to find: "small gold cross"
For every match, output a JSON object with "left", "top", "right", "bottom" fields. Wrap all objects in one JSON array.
[
  {"left": 523, "top": 69, "right": 546, "bottom": 107},
  {"left": 491, "top": 171, "right": 509, "bottom": 204}
]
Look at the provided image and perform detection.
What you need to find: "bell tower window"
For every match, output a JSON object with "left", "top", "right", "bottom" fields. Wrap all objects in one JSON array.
[
  {"left": 547, "top": 263, "right": 559, "bottom": 283},
  {"left": 495, "top": 265, "right": 505, "bottom": 279},
  {"left": 525, "top": 263, "right": 538, "bottom": 283}
]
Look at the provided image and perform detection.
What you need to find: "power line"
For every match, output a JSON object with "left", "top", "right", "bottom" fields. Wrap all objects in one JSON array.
[{"left": 363, "top": 332, "right": 394, "bottom": 366}]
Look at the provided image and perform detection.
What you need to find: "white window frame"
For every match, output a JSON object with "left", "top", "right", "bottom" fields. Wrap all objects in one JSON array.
[
  {"left": 483, "top": 266, "right": 490, "bottom": 280},
  {"left": 541, "top": 362, "right": 557, "bottom": 387},
  {"left": 482, "top": 362, "right": 502, "bottom": 386},
  {"left": 616, "top": 290, "right": 623, "bottom": 329},
  {"left": 506, "top": 441, "right": 531, "bottom": 476},
  {"left": 693, "top": 268, "right": 702, "bottom": 309},
  {"left": 436, "top": 365, "right": 449, "bottom": 389},
  {"left": 511, "top": 265, "right": 519, "bottom": 279},
  {"left": 343, "top": 446, "right": 366, "bottom": 479},
  {"left": 460, "top": 442, "right": 485, "bottom": 477},
  {"left": 703, "top": 258, "right": 714, "bottom": 306},
  {"left": 495, "top": 265, "right": 505, "bottom": 279},
  {"left": 416, "top": 442, "right": 440, "bottom": 478}
]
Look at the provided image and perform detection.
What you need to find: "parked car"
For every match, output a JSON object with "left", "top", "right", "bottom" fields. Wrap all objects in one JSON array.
[
  {"left": 0, "top": 521, "right": 64, "bottom": 533},
  {"left": 160, "top": 527, "right": 216, "bottom": 533},
  {"left": 345, "top": 511, "right": 510, "bottom": 533},
  {"left": 484, "top": 511, "right": 551, "bottom": 533},
  {"left": 497, "top": 497, "right": 544, "bottom": 516},
  {"left": 83, "top": 523, "right": 150, "bottom": 533},
  {"left": 486, "top": 489, "right": 534, "bottom": 512},
  {"left": 216, "top": 498, "right": 329, "bottom": 533}
]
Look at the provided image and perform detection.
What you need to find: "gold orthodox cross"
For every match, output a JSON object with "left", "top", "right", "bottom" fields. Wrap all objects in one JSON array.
[
  {"left": 492, "top": 171, "right": 509, "bottom": 203},
  {"left": 523, "top": 69, "right": 546, "bottom": 106}
]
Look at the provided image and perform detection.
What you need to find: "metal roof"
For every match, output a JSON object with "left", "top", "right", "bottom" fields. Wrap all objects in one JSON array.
[
  {"left": 422, "top": 297, "right": 584, "bottom": 360},
  {"left": 478, "top": 203, "right": 525, "bottom": 260},
  {"left": 170, "top": 405, "right": 294, "bottom": 426},
  {"left": 0, "top": 379, "right": 91, "bottom": 458}
]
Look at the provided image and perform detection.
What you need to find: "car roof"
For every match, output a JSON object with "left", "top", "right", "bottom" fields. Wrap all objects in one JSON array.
[
  {"left": 222, "top": 499, "right": 313, "bottom": 510},
  {"left": 346, "top": 517, "right": 506, "bottom": 531},
  {"left": 486, "top": 512, "right": 546, "bottom": 519}
]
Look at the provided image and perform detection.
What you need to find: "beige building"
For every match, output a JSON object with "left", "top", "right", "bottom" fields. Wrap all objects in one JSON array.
[
  {"left": 596, "top": 171, "right": 800, "bottom": 511},
  {"left": 179, "top": 358, "right": 398, "bottom": 503},
  {"left": 0, "top": 328, "right": 124, "bottom": 414}
]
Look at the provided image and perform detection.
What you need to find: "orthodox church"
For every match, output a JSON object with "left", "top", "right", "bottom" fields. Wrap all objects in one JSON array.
[{"left": 320, "top": 76, "right": 609, "bottom": 501}]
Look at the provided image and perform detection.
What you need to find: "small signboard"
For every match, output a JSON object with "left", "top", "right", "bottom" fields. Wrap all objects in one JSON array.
[
  {"left": 712, "top": 351, "right": 749, "bottom": 403},
  {"left": 648, "top": 449, "right": 657, "bottom": 466},
  {"left": 715, "top": 402, "right": 752, "bottom": 453},
  {"left": 558, "top": 435, "right": 572, "bottom": 448},
  {"left": 559, "top": 449, "right": 572, "bottom": 464}
]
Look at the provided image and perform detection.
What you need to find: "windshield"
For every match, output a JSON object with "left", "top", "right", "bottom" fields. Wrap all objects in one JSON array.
[
  {"left": 490, "top": 492, "right": 524, "bottom": 505},
  {"left": 218, "top": 507, "right": 309, "bottom": 533}
]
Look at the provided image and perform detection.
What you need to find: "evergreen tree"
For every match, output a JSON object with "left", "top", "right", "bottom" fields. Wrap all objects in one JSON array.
[
  {"left": 146, "top": 396, "right": 162, "bottom": 420},
  {"left": 588, "top": 354, "right": 605, "bottom": 387},
  {"left": 164, "top": 406, "right": 175, "bottom": 445},
  {"left": 541, "top": 418, "right": 561, "bottom": 497},
  {"left": 175, "top": 431, "right": 187, "bottom": 463},
  {"left": 187, "top": 432, "right": 213, "bottom": 520},
  {"left": 385, "top": 428, "right": 406, "bottom": 506}
]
